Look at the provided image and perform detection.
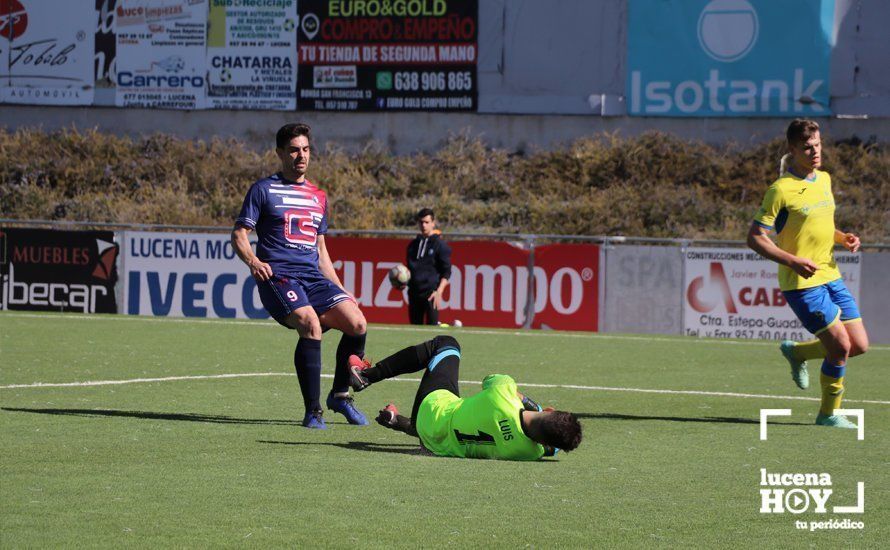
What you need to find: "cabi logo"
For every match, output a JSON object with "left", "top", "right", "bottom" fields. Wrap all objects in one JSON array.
[
  {"left": 687, "top": 261, "right": 788, "bottom": 313},
  {"left": 628, "top": 0, "right": 835, "bottom": 117},
  {"left": 687, "top": 262, "right": 737, "bottom": 314},
  {"left": 0, "top": 0, "right": 27, "bottom": 40}
]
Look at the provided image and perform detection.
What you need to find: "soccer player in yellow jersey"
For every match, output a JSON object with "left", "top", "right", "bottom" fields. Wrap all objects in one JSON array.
[
  {"left": 347, "top": 335, "right": 582, "bottom": 460},
  {"left": 747, "top": 119, "right": 869, "bottom": 429}
]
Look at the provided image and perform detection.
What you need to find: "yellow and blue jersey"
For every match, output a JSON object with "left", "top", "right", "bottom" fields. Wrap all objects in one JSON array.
[{"left": 753, "top": 170, "right": 841, "bottom": 291}]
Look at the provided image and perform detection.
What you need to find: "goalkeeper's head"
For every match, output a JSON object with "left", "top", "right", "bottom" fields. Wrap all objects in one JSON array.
[{"left": 533, "top": 411, "right": 583, "bottom": 452}]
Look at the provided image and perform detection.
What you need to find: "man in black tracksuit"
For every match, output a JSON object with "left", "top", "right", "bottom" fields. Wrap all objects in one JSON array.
[{"left": 406, "top": 208, "right": 452, "bottom": 325}]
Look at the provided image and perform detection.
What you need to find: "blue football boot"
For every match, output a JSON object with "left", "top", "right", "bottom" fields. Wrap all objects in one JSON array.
[
  {"left": 301, "top": 408, "right": 326, "bottom": 430},
  {"left": 326, "top": 391, "right": 369, "bottom": 425}
]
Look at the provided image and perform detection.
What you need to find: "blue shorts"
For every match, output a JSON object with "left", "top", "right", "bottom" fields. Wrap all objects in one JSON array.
[
  {"left": 782, "top": 279, "right": 861, "bottom": 335},
  {"left": 257, "top": 270, "right": 352, "bottom": 328}
]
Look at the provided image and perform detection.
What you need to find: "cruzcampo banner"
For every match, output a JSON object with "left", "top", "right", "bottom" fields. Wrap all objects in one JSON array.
[{"left": 628, "top": 0, "right": 835, "bottom": 117}]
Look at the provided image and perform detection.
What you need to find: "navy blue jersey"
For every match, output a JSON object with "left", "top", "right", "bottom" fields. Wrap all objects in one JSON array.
[{"left": 235, "top": 173, "right": 329, "bottom": 274}]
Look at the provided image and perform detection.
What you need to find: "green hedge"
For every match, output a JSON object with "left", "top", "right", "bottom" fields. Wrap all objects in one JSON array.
[{"left": 1, "top": 127, "right": 887, "bottom": 241}]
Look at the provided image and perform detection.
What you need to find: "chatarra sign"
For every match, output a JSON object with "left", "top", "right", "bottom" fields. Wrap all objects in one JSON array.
[{"left": 0, "top": 228, "right": 119, "bottom": 313}]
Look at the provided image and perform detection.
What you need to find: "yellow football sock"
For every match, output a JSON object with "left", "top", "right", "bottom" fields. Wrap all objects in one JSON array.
[
  {"left": 793, "top": 339, "right": 827, "bottom": 361},
  {"left": 819, "top": 373, "right": 845, "bottom": 416}
]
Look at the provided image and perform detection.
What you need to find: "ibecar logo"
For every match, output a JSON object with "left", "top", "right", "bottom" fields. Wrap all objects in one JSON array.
[
  {"left": 697, "top": 0, "right": 759, "bottom": 62},
  {"left": 0, "top": 0, "right": 28, "bottom": 41}
]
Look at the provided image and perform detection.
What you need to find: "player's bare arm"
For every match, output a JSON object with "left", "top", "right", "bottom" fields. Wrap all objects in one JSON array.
[
  {"left": 231, "top": 225, "right": 273, "bottom": 281},
  {"left": 746, "top": 221, "right": 817, "bottom": 278},
  {"left": 316, "top": 235, "right": 347, "bottom": 290},
  {"left": 835, "top": 229, "right": 861, "bottom": 253}
]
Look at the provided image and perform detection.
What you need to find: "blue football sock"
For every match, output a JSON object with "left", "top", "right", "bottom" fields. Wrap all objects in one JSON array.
[{"left": 294, "top": 338, "right": 322, "bottom": 411}]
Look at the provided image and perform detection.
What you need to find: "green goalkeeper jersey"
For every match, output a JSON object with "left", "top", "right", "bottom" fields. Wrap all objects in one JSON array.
[{"left": 415, "top": 374, "right": 546, "bottom": 461}]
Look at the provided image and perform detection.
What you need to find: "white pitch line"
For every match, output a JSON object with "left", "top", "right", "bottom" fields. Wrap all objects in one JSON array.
[
  {"left": 2, "top": 372, "right": 888, "bottom": 405},
  {"left": 3, "top": 312, "right": 889, "bottom": 350}
]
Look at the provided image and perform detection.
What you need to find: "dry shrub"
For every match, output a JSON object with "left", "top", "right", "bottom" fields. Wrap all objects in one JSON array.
[{"left": 1, "top": 127, "right": 887, "bottom": 241}]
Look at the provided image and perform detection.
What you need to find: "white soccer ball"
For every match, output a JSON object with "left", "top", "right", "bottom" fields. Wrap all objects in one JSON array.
[
  {"left": 388, "top": 264, "right": 410, "bottom": 288},
  {"left": 453, "top": 319, "right": 462, "bottom": 327}
]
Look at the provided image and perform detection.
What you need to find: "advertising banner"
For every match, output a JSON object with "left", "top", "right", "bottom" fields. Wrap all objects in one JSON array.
[
  {"left": 121, "top": 233, "right": 599, "bottom": 331},
  {"left": 297, "top": 0, "right": 477, "bottom": 111},
  {"left": 628, "top": 0, "right": 835, "bottom": 117},
  {"left": 114, "top": 0, "right": 207, "bottom": 109},
  {"left": 206, "top": 0, "right": 297, "bottom": 110},
  {"left": 122, "top": 231, "right": 267, "bottom": 318},
  {"left": 95, "top": 0, "right": 118, "bottom": 90},
  {"left": 602, "top": 245, "right": 682, "bottom": 334},
  {"left": 0, "top": 228, "right": 118, "bottom": 313},
  {"left": 1, "top": 0, "right": 95, "bottom": 105},
  {"left": 683, "top": 248, "right": 861, "bottom": 340},
  {"left": 326, "top": 238, "right": 598, "bottom": 331}
]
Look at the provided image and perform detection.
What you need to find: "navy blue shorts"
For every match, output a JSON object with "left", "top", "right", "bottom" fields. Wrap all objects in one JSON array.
[
  {"left": 782, "top": 279, "right": 862, "bottom": 335},
  {"left": 257, "top": 270, "right": 353, "bottom": 327}
]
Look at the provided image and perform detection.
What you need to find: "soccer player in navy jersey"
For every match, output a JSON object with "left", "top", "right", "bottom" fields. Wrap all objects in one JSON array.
[{"left": 232, "top": 123, "right": 368, "bottom": 429}]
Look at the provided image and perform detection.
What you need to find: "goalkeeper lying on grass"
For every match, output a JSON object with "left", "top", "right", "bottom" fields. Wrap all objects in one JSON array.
[{"left": 348, "top": 336, "right": 582, "bottom": 461}]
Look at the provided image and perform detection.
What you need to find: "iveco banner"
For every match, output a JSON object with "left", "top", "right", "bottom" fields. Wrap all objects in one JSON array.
[{"left": 628, "top": 0, "right": 835, "bottom": 117}]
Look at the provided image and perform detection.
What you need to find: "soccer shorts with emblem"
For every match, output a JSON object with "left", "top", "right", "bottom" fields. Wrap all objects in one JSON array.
[
  {"left": 257, "top": 270, "right": 352, "bottom": 327},
  {"left": 782, "top": 279, "right": 861, "bottom": 335}
]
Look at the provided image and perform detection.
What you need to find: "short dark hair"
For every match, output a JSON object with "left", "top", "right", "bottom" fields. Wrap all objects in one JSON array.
[
  {"left": 786, "top": 119, "right": 820, "bottom": 146},
  {"left": 536, "top": 411, "right": 583, "bottom": 452},
  {"left": 416, "top": 208, "right": 435, "bottom": 221},
  {"left": 276, "top": 123, "right": 312, "bottom": 149}
]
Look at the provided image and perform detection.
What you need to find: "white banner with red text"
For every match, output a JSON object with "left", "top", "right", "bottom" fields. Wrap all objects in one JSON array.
[{"left": 683, "top": 248, "right": 861, "bottom": 340}]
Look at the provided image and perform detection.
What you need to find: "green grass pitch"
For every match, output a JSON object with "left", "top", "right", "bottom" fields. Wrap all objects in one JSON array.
[{"left": 1, "top": 312, "right": 887, "bottom": 548}]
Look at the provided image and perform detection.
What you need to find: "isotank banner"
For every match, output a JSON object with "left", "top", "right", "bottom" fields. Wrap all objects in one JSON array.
[{"left": 628, "top": 0, "right": 835, "bottom": 117}]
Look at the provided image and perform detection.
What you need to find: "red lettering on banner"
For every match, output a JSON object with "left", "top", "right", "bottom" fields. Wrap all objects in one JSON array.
[
  {"left": 739, "top": 287, "right": 787, "bottom": 307},
  {"left": 324, "top": 238, "right": 598, "bottom": 331},
  {"left": 12, "top": 246, "right": 90, "bottom": 265}
]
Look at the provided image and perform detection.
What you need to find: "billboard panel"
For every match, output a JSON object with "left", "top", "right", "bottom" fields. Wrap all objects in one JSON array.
[
  {"left": 1, "top": 0, "right": 95, "bottom": 105},
  {"left": 0, "top": 228, "right": 119, "bottom": 313},
  {"left": 683, "top": 247, "right": 861, "bottom": 340},
  {"left": 297, "top": 0, "right": 477, "bottom": 111},
  {"left": 206, "top": 0, "right": 297, "bottom": 110},
  {"left": 628, "top": 0, "right": 835, "bottom": 117},
  {"left": 114, "top": 0, "right": 207, "bottom": 109}
]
